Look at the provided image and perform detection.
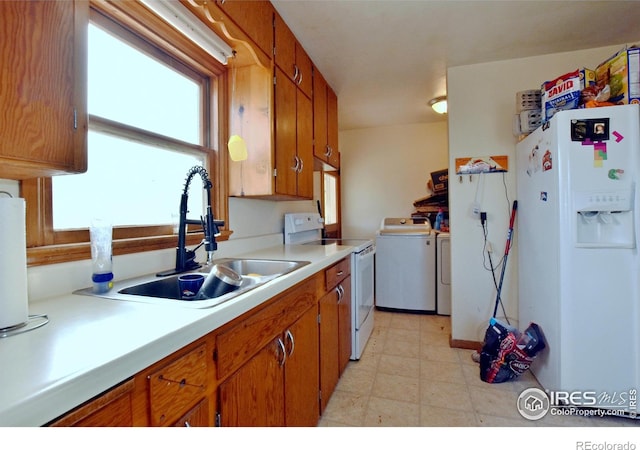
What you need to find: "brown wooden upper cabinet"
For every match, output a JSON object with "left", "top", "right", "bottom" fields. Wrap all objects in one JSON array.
[
  {"left": 313, "top": 68, "right": 340, "bottom": 169},
  {"left": 327, "top": 86, "right": 340, "bottom": 168},
  {"left": 274, "top": 66, "right": 314, "bottom": 199},
  {"left": 216, "top": 0, "right": 274, "bottom": 60},
  {"left": 227, "top": 8, "right": 314, "bottom": 200},
  {"left": 274, "top": 12, "right": 312, "bottom": 99},
  {"left": 0, "top": 0, "right": 88, "bottom": 180}
]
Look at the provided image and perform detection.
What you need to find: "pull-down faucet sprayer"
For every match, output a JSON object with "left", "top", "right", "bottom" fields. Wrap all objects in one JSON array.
[{"left": 157, "top": 166, "right": 223, "bottom": 277}]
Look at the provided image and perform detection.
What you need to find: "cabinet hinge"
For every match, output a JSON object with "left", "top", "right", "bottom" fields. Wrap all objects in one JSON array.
[
  {"left": 73, "top": 108, "right": 77, "bottom": 130},
  {"left": 215, "top": 412, "right": 221, "bottom": 427},
  {"left": 319, "top": 390, "right": 322, "bottom": 403},
  {"left": 317, "top": 313, "right": 321, "bottom": 324},
  {"left": 273, "top": 75, "right": 277, "bottom": 86},
  {"left": 273, "top": 168, "right": 277, "bottom": 177}
]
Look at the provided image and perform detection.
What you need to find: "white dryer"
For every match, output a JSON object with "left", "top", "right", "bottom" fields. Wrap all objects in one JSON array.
[
  {"left": 375, "top": 218, "right": 436, "bottom": 312},
  {"left": 435, "top": 231, "right": 451, "bottom": 315}
]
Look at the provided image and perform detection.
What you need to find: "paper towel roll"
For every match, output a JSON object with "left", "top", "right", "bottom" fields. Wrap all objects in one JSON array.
[{"left": 0, "top": 198, "right": 29, "bottom": 330}]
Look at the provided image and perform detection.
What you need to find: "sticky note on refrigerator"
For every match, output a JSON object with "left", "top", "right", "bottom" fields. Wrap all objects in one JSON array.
[{"left": 593, "top": 142, "right": 607, "bottom": 167}]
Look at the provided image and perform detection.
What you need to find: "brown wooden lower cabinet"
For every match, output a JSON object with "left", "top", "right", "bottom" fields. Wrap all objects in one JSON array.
[
  {"left": 318, "top": 290, "right": 339, "bottom": 413},
  {"left": 173, "top": 398, "right": 210, "bottom": 427},
  {"left": 283, "top": 305, "right": 320, "bottom": 426},
  {"left": 47, "top": 270, "right": 347, "bottom": 427},
  {"left": 337, "top": 275, "right": 352, "bottom": 375},
  {"left": 218, "top": 337, "right": 286, "bottom": 426},
  {"left": 218, "top": 305, "right": 319, "bottom": 427},
  {"left": 47, "top": 378, "right": 135, "bottom": 427},
  {"left": 217, "top": 278, "right": 319, "bottom": 426},
  {"left": 147, "top": 342, "right": 209, "bottom": 426},
  {"left": 318, "top": 258, "right": 352, "bottom": 413}
]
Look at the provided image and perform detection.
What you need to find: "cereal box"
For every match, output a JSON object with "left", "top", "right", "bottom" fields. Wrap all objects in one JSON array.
[
  {"left": 430, "top": 169, "right": 448, "bottom": 194},
  {"left": 594, "top": 46, "right": 640, "bottom": 106},
  {"left": 541, "top": 68, "right": 595, "bottom": 123}
]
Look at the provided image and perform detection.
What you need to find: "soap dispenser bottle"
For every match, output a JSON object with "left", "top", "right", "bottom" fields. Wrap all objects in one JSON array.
[{"left": 434, "top": 208, "right": 443, "bottom": 231}]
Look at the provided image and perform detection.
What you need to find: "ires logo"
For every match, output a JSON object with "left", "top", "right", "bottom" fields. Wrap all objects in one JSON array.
[
  {"left": 549, "top": 390, "right": 598, "bottom": 406},
  {"left": 550, "top": 389, "right": 637, "bottom": 407},
  {"left": 517, "top": 388, "right": 638, "bottom": 421}
]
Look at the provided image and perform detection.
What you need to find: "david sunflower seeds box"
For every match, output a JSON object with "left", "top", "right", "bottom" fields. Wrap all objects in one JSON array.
[{"left": 541, "top": 68, "right": 595, "bottom": 123}]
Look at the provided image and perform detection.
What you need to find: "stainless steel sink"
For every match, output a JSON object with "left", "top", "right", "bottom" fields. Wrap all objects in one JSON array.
[
  {"left": 74, "top": 258, "right": 310, "bottom": 309},
  {"left": 216, "top": 258, "right": 307, "bottom": 278}
]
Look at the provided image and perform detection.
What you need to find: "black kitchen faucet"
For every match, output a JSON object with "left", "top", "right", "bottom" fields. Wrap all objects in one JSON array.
[{"left": 157, "top": 166, "right": 223, "bottom": 277}]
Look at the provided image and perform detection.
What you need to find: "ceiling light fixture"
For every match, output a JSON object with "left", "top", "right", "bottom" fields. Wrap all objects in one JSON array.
[
  {"left": 429, "top": 96, "right": 448, "bottom": 114},
  {"left": 139, "top": 0, "right": 233, "bottom": 64}
]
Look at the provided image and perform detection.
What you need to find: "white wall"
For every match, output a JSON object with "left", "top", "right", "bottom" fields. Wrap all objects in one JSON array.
[
  {"left": 339, "top": 122, "right": 449, "bottom": 239},
  {"left": 228, "top": 197, "right": 314, "bottom": 239},
  {"left": 0, "top": 179, "right": 19, "bottom": 198},
  {"left": 447, "top": 44, "right": 626, "bottom": 343}
]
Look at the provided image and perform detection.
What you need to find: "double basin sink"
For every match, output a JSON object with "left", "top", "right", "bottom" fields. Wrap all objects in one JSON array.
[{"left": 75, "top": 258, "right": 310, "bottom": 309}]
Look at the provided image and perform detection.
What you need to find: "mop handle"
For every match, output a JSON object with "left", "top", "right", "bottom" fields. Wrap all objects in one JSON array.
[
  {"left": 503, "top": 200, "right": 518, "bottom": 256},
  {"left": 492, "top": 200, "right": 518, "bottom": 318}
]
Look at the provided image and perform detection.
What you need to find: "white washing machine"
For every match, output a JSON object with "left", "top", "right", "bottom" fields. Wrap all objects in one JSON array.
[
  {"left": 435, "top": 231, "right": 451, "bottom": 315},
  {"left": 375, "top": 218, "right": 436, "bottom": 312}
]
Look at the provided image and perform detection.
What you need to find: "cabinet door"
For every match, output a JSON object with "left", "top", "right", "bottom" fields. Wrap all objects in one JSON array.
[
  {"left": 148, "top": 343, "right": 208, "bottom": 426},
  {"left": 295, "top": 44, "right": 313, "bottom": 99},
  {"left": 218, "top": 0, "right": 273, "bottom": 58},
  {"left": 172, "top": 398, "right": 209, "bottom": 427},
  {"left": 296, "top": 90, "right": 314, "bottom": 199},
  {"left": 318, "top": 291, "right": 339, "bottom": 413},
  {"left": 274, "top": 12, "right": 296, "bottom": 81},
  {"left": 274, "top": 67, "right": 298, "bottom": 197},
  {"left": 0, "top": 0, "right": 87, "bottom": 180},
  {"left": 338, "top": 276, "right": 352, "bottom": 375},
  {"left": 284, "top": 306, "right": 319, "bottom": 426},
  {"left": 48, "top": 379, "right": 134, "bottom": 427},
  {"left": 313, "top": 69, "right": 329, "bottom": 163},
  {"left": 218, "top": 337, "right": 285, "bottom": 427},
  {"left": 327, "top": 86, "right": 340, "bottom": 168}
]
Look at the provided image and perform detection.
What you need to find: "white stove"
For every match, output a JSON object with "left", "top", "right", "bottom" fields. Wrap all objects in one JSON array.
[{"left": 284, "top": 213, "right": 375, "bottom": 360}]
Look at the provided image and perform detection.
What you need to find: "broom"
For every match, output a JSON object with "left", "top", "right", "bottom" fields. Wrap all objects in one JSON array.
[{"left": 472, "top": 200, "right": 518, "bottom": 362}]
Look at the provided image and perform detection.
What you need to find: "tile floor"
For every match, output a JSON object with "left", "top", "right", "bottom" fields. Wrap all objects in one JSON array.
[{"left": 318, "top": 309, "right": 637, "bottom": 427}]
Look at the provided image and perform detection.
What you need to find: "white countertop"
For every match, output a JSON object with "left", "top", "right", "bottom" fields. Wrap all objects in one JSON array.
[{"left": 0, "top": 244, "right": 353, "bottom": 427}]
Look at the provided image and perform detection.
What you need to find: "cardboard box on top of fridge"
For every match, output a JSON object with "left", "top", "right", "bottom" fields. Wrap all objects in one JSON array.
[
  {"left": 594, "top": 46, "right": 640, "bottom": 107},
  {"left": 541, "top": 68, "right": 595, "bottom": 123},
  {"left": 430, "top": 169, "right": 448, "bottom": 194}
]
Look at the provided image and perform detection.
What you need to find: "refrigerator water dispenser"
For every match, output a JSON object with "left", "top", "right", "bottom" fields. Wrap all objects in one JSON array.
[{"left": 574, "top": 190, "right": 635, "bottom": 248}]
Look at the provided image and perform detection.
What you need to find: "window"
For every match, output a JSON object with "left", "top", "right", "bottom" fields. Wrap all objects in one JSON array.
[
  {"left": 52, "top": 23, "right": 206, "bottom": 229},
  {"left": 322, "top": 171, "right": 341, "bottom": 238},
  {"left": 24, "top": 2, "right": 229, "bottom": 265}
]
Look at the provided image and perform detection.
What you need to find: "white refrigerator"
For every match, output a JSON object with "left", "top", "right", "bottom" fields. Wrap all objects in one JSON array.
[{"left": 516, "top": 104, "right": 640, "bottom": 416}]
